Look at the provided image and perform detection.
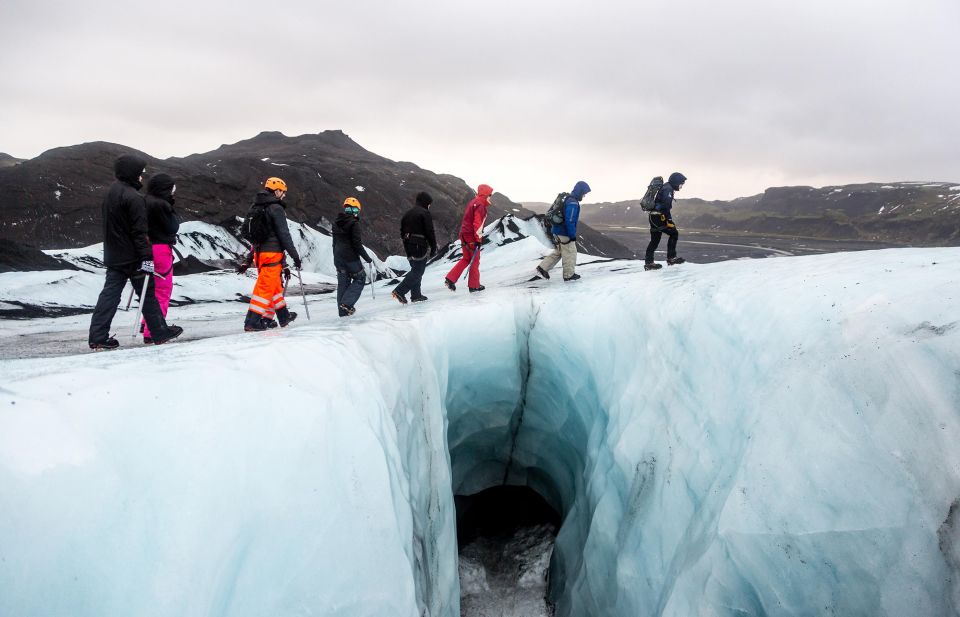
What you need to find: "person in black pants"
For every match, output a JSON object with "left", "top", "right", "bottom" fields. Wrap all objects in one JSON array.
[
  {"left": 644, "top": 172, "right": 687, "bottom": 270},
  {"left": 332, "top": 197, "right": 374, "bottom": 317},
  {"left": 88, "top": 155, "right": 183, "bottom": 349},
  {"left": 392, "top": 191, "right": 437, "bottom": 304}
]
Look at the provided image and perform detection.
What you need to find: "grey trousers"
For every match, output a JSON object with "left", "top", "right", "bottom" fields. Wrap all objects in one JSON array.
[{"left": 538, "top": 235, "right": 578, "bottom": 279}]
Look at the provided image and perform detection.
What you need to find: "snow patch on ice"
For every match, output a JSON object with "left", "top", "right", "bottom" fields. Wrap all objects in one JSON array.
[{"left": 355, "top": 185, "right": 365, "bottom": 192}]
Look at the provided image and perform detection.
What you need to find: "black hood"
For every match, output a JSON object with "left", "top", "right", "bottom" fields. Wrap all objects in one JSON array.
[
  {"left": 147, "top": 173, "right": 175, "bottom": 204},
  {"left": 114, "top": 154, "right": 146, "bottom": 189},
  {"left": 335, "top": 211, "right": 358, "bottom": 228},
  {"left": 254, "top": 189, "right": 285, "bottom": 208}
]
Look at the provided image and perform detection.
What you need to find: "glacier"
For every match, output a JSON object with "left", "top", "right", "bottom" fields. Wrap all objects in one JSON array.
[{"left": 1, "top": 223, "right": 960, "bottom": 616}]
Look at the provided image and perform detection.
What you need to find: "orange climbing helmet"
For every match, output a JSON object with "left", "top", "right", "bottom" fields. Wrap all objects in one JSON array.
[
  {"left": 264, "top": 177, "right": 288, "bottom": 192},
  {"left": 343, "top": 197, "right": 362, "bottom": 211}
]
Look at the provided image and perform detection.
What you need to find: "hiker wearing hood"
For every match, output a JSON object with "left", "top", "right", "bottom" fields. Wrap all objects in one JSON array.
[
  {"left": 141, "top": 173, "right": 181, "bottom": 343},
  {"left": 392, "top": 191, "right": 437, "bottom": 304},
  {"left": 332, "top": 197, "right": 373, "bottom": 317},
  {"left": 537, "top": 181, "right": 590, "bottom": 282},
  {"left": 88, "top": 154, "right": 183, "bottom": 350},
  {"left": 444, "top": 184, "right": 493, "bottom": 292},
  {"left": 644, "top": 172, "right": 687, "bottom": 269},
  {"left": 241, "top": 177, "right": 302, "bottom": 331}
]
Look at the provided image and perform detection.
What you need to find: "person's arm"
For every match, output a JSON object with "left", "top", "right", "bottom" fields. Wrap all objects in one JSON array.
[
  {"left": 352, "top": 222, "right": 372, "bottom": 263},
  {"left": 564, "top": 199, "right": 579, "bottom": 241},
  {"left": 269, "top": 204, "right": 302, "bottom": 267},
  {"left": 472, "top": 202, "right": 486, "bottom": 243},
  {"left": 128, "top": 193, "right": 153, "bottom": 262},
  {"left": 425, "top": 211, "right": 438, "bottom": 255}
]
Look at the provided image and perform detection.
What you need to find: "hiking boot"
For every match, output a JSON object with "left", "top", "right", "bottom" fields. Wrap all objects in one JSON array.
[
  {"left": 263, "top": 318, "right": 279, "bottom": 329},
  {"left": 411, "top": 295, "right": 428, "bottom": 303},
  {"left": 468, "top": 285, "right": 485, "bottom": 293},
  {"left": 152, "top": 325, "right": 184, "bottom": 345},
  {"left": 644, "top": 262, "right": 663, "bottom": 271},
  {"left": 339, "top": 304, "right": 356, "bottom": 317},
  {"left": 277, "top": 307, "right": 297, "bottom": 327},
  {"left": 244, "top": 310, "right": 267, "bottom": 331},
  {"left": 444, "top": 278, "right": 456, "bottom": 292},
  {"left": 143, "top": 337, "right": 154, "bottom": 345},
  {"left": 536, "top": 266, "right": 551, "bottom": 280},
  {"left": 392, "top": 290, "right": 408, "bottom": 305},
  {"left": 667, "top": 257, "right": 686, "bottom": 266},
  {"left": 89, "top": 337, "right": 120, "bottom": 351},
  {"left": 563, "top": 273, "right": 581, "bottom": 282}
]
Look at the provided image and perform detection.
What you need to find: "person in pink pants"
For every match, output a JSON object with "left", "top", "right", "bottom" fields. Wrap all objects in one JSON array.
[
  {"left": 444, "top": 184, "right": 492, "bottom": 293},
  {"left": 141, "top": 173, "right": 180, "bottom": 343}
]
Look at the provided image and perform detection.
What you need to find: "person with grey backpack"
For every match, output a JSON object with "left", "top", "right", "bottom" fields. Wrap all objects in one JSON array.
[
  {"left": 643, "top": 172, "right": 687, "bottom": 270},
  {"left": 536, "top": 180, "right": 591, "bottom": 281}
]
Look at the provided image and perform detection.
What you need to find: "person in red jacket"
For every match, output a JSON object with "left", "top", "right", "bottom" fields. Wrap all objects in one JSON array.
[{"left": 444, "top": 184, "right": 493, "bottom": 293}]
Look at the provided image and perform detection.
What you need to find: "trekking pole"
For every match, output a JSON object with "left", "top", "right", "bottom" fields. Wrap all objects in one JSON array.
[
  {"left": 296, "top": 268, "right": 311, "bottom": 320},
  {"left": 131, "top": 273, "right": 151, "bottom": 339},
  {"left": 368, "top": 263, "right": 376, "bottom": 299}
]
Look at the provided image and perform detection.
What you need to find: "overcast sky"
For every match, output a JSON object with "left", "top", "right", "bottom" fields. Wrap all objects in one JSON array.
[{"left": 1, "top": 0, "right": 957, "bottom": 202}]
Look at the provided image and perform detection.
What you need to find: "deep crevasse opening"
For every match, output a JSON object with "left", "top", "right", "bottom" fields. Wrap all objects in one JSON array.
[{"left": 2, "top": 250, "right": 960, "bottom": 616}]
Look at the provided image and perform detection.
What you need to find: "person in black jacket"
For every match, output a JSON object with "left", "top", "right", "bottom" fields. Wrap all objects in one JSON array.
[
  {"left": 332, "top": 197, "right": 373, "bottom": 317},
  {"left": 644, "top": 172, "right": 688, "bottom": 270},
  {"left": 87, "top": 154, "right": 184, "bottom": 350},
  {"left": 239, "top": 177, "right": 302, "bottom": 331},
  {"left": 141, "top": 173, "right": 180, "bottom": 343},
  {"left": 392, "top": 191, "right": 437, "bottom": 304}
]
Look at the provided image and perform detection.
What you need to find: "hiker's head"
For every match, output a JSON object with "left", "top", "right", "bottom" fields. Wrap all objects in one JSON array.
[
  {"left": 114, "top": 154, "right": 147, "bottom": 187},
  {"left": 147, "top": 173, "right": 175, "bottom": 198},
  {"left": 668, "top": 172, "right": 687, "bottom": 191},
  {"left": 477, "top": 184, "right": 494, "bottom": 199},
  {"left": 416, "top": 191, "right": 433, "bottom": 208},
  {"left": 343, "top": 196, "right": 362, "bottom": 218},
  {"left": 571, "top": 181, "right": 591, "bottom": 201},
  {"left": 265, "top": 177, "right": 288, "bottom": 199}
]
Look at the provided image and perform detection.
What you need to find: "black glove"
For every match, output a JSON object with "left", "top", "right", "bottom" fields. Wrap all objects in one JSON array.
[
  {"left": 283, "top": 267, "right": 292, "bottom": 282},
  {"left": 235, "top": 254, "right": 253, "bottom": 274},
  {"left": 293, "top": 256, "right": 302, "bottom": 270}
]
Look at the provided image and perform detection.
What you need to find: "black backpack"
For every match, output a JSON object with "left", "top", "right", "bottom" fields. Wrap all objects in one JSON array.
[
  {"left": 545, "top": 192, "right": 569, "bottom": 226},
  {"left": 640, "top": 176, "right": 664, "bottom": 211},
  {"left": 242, "top": 204, "right": 272, "bottom": 245}
]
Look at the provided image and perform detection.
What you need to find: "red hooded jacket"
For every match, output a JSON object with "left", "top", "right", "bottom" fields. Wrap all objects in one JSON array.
[{"left": 459, "top": 184, "right": 493, "bottom": 242}]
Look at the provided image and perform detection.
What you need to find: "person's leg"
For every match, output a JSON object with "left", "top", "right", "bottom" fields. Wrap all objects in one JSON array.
[
  {"left": 394, "top": 258, "right": 415, "bottom": 296},
  {"left": 88, "top": 267, "right": 128, "bottom": 344},
  {"left": 666, "top": 228, "right": 679, "bottom": 259},
  {"left": 467, "top": 247, "right": 482, "bottom": 288},
  {"left": 408, "top": 259, "right": 427, "bottom": 298},
  {"left": 246, "top": 256, "right": 275, "bottom": 328},
  {"left": 131, "top": 267, "right": 167, "bottom": 337},
  {"left": 645, "top": 230, "right": 662, "bottom": 263},
  {"left": 143, "top": 245, "right": 174, "bottom": 338},
  {"left": 446, "top": 242, "right": 473, "bottom": 283},
  {"left": 341, "top": 260, "right": 366, "bottom": 308},
  {"left": 538, "top": 241, "right": 562, "bottom": 272},
  {"left": 560, "top": 239, "right": 578, "bottom": 279}
]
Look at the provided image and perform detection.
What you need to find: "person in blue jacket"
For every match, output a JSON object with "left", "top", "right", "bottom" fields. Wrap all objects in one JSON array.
[
  {"left": 536, "top": 180, "right": 590, "bottom": 281},
  {"left": 644, "top": 172, "right": 687, "bottom": 270}
]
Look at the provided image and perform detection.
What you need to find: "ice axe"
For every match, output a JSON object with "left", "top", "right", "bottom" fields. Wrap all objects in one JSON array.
[
  {"left": 461, "top": 240, "right": 481, "bottom": 281},
  {"left": 130, "top": 272, "right": 167, "bottom": 338},
  {"left": 295, "top": 268, "right": 310, "bottom": 320},
  {"left": 368, "top": 263, "right": 376, "bottom": 299}
]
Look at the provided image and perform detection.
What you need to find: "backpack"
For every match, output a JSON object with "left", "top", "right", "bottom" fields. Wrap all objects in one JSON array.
[
  {"left": 242, "top": 204, "right": 272, "bottom": 245},
  {"left": 640, "top": 176, "right": 664, "bottom": 211},
  {"left": 545, "top": 192, "right": 569, "bottom": 226}
]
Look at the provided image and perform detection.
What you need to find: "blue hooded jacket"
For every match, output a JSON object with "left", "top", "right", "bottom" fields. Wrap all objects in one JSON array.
[
  {"left": 552, "top": 180, "right": 591, "bottom": 239},
  {"left": 654, "top": 172, "right": 686, "bottom": 219}
]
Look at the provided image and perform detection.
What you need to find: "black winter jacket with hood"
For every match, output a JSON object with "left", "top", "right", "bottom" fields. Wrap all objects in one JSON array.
[
  {"left": 399, "top": 203, "right": 437, "bottom": 260},
  {"left": 332, "top": 212, "right": 372, "bottom": 264},
  {"left": 102, "top": 154, "right": 152, "bottom": 268},
  {"left": 145, "top": 173, "right": 180, "bottom": 246},
  {"left": 251, "top": 190, "right": 301, "bottom": 263}
]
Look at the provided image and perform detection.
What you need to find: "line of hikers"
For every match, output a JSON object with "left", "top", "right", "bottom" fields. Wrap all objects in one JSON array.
[{"left": 87, "top": 154, "right": 687, "bottom": 349}]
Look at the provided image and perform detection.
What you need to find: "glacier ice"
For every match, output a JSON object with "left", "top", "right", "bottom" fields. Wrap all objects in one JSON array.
[{"left": 1, "top": 242, "right": 960, "bottom": 616}]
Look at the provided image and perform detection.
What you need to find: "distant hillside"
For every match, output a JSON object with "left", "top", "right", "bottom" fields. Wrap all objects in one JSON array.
[
  {"left": 0, "top": 132, "right": 632, "bottom": 267},
  {"left": 581, "top": 182, "right": 960, "bottom": 245},
  {"left": 0, "top": 153, "right": 23, "bottom": 169}
]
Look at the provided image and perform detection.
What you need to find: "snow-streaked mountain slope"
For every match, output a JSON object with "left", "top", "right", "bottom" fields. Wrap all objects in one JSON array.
[{"left": 2, "top": 238, "right": 959, "bottom": 617}]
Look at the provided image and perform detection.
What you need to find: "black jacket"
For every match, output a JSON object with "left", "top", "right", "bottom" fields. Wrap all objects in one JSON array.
[
  {"left": 102, "top": 162, "right": 152, "bottom": 267},
  {"left": 399, "top": 204, "right": 437, "bottom": 260},
  {"left": 146, "top": 195, "right": 180, "bottom": 245},
  {"left": 332, "top": 212, "right": 372, "bottom": 264},
  {"left": 251, "top": 190, "right": 300, "bottom": 262}
]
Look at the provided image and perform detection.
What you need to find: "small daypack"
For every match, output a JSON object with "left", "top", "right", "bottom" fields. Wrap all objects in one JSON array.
[
  {"left": 545, "top": 192, "right": 569, "bottom": 226},
  {"left": 640, "top": 176, "right": 664, "bottom": 211},
  {"left": 242, "top": 204, "right": 272, "bottom": 245}
]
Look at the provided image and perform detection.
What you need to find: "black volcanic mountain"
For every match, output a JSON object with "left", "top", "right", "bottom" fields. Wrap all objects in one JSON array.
[
  {"left": 0, "top": 131, "right": 630, "bottom": 264},
  {"left": 581, "top": 182, "right": 960, "bottom": 245}
]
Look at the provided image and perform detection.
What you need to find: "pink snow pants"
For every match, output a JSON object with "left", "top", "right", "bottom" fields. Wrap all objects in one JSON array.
[{"left": 142, "top": 244, "right": 174, "bottom": 338}]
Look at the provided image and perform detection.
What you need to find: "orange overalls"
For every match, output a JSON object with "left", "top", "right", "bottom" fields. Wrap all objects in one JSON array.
[{"left": 248, "top": 252, "right": 287, "bottom": 320}]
